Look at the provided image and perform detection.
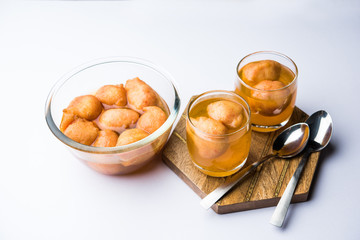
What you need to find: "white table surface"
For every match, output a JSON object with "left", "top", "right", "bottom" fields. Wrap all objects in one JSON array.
[{"left": 0, "top": 1, "right": 359, "bottom": 239}]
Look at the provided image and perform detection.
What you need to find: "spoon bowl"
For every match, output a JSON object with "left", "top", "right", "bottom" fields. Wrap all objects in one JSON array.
[
  {"left": 306, "top": 110, "right": 333, "bottom": 151},
  {"left": 200, "top": 122, "right": 310, "bottom": 209},
  {"left": 273, "top": 123, "right": 310, "bottom": 158}
]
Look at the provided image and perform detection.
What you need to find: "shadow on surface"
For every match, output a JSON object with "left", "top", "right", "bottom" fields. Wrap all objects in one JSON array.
[{"left": 307, "top": 140, "right": 337, "bottom": 201}]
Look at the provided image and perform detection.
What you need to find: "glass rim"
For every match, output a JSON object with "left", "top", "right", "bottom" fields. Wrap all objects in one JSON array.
[
  {"left": 236, "top": 51, "right": 298, "bottom": 92},
  {"left": 187, "top": 90, "right": 251, "bottom": 138},
  {"left": 45, "top": 56, "right": 181, "bottom": 154}
]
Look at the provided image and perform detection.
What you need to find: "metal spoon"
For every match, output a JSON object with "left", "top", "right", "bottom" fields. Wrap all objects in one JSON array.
[
  {"left": 200, "top": 122, "right": 310, "bottom": 210},
  {"left": 270, "top": 110, "right": 333, "bottom": 227}
]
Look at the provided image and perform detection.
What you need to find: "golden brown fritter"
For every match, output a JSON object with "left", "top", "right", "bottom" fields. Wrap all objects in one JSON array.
[
  {"left": 250, "top": 80, "right": 289, "bottom": 115},
  {"left": 188, "top": 117, "right": 228, "bottom": 159},
  {"left": 92, "top": 129, "right": 119, "bottom": 147},
  {"left": 241, "top": 60, "right": 281, "bottom": 85},
  {"left": 116, "top": 128, "right": 149, "bottom": 146},
  {"left": 125, "top": 77, "right": 158, "bottom": 112},
  {"left": 98, "top": 108, "right": 139, "bottom": 130},
  {"left": 207, "top": 100, "right": 244, "bottom": 128},
  {"left": 190, "top": 116, "right": 227, "bottom": 135},
  {"left": 95, "top": 84, "right": 127, "bottom": 106},
  {"left": 63, "top": 118, "right": 99, "bottom": 145},
  {"left": 60, "top": 111, "right": 76, "bottom": 132},
  {"left": 137, "top": 106, "right": 167, "bottom": 134},
  {"left": 66, "top": 95, "right": 103, "bottom": 120}
]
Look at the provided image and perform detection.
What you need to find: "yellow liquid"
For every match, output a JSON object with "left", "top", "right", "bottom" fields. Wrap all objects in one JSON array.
[{"left": 186, "top": 98, "right": 251, "bottom": 177}]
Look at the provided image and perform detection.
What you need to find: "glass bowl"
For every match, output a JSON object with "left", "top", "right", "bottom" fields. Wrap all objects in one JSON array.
[{"left": 45, "top": 57, "right": 181, "bottom": 175}]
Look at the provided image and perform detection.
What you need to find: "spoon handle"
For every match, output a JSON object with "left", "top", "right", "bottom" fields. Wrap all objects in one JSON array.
[
  {"left": 270, "top": 149, "right": 312, "bottom": 227},
  {"left": 200, "top": 154, "right": 275, "bottom": 210}
]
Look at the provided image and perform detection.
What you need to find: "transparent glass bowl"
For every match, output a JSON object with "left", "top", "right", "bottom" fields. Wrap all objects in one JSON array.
[{"left": 45, "top": 57, "right": 180, "bottom": 175}]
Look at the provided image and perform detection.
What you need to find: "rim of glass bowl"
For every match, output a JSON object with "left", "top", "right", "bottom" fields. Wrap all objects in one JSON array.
[
  {"left": 236, "top": 51, "right": 299, "bottom": 92},
  {"left": 45, "top": 56, "right": 181, "bottom": 154},
  {"left": 187, "top": 90, "right": 251, "bottom": 138}
]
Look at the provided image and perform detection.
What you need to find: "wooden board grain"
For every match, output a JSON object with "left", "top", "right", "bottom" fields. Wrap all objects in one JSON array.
[{"left": 162, "top": 106, "right": 320, "bottom": 214}]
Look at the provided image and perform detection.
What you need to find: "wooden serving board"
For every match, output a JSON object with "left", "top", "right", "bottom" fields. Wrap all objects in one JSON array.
[{"left": 162, "top": 106, "right": 320, "bottom": 214}]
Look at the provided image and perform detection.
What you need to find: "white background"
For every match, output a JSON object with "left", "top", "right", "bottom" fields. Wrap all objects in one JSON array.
[{"left": 0, "top": 0, "right": 359, "bottom": 239}]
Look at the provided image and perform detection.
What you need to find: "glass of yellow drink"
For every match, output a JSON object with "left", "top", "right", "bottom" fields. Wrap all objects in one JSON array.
[
  {"left": 186, "top": 90, "right": 251, "bottom": 177},
  {"left": 235, "top": 51, "right": 298, "bottom": 132}
]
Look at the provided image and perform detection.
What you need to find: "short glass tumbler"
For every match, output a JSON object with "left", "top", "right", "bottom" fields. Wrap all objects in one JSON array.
[
  {"left": 45, "top": 57, "right": 180, "bottom": 175},
  {"left": 186, "top": 90, "right": 251, "bottom": 177},
  {"left": 235, "top": 51, "right": 298, "bottom": 132}
]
